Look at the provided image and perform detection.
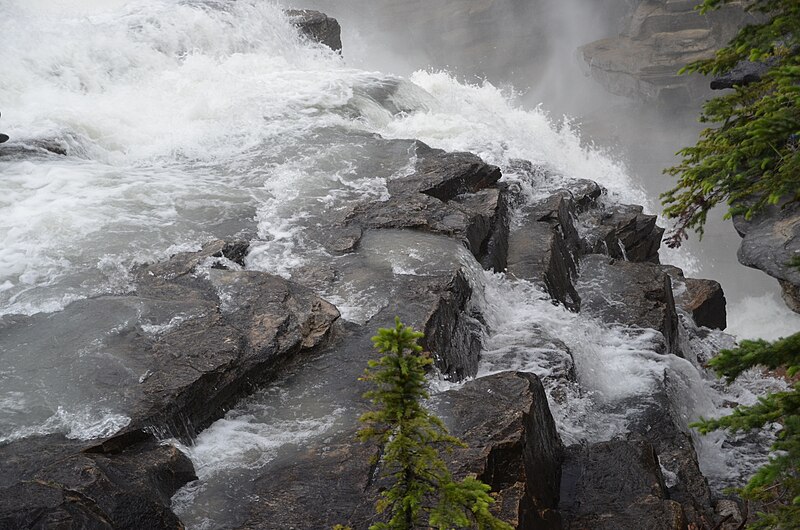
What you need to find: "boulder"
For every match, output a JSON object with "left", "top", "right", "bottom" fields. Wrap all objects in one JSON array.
[
  {"left": 623, "top": 373, "right": 715, "bottom": 525},
  {"left": 285, "top": 9, "right": 342, "bottom": 52},
  {"left": 440, "top": 372, "right": 564, "bottom": 528},
  {"left": 123, "top": 240, "right": 341, "bottom": 440},
  {"left": 1, "top": 240, "right": 341, "bottom": 450},
  {"left": 559, "top": 440, "right": 685, "bottom": 530},
  {"left": 580, "top": 203, "right": 664, "bottom": 263},
  {"left": 680, "top": 278, "right": 726, "bottom": 330},
  {"left": 507, "top": 192, "right": 581, "bottom": 311},
  {"left": 733, "top": 200, "right": 800, "bottom": 313},
  {"left": 345, "top": 142, "right": 511, "bottom": 273},
  {"left": 242, "top": 371, "right": 564, "bottom": 529},
  {"left": 0, "top": 434, "right": 195, "bottom": 530},
  {"left": 663, "top": 265, "right": 727, "bottom": 330},
  {"left": 576, "top": 255, "right": 679, "bottom": 355}
]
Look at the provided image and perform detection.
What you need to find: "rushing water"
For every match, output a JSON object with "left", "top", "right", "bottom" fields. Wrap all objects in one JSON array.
[{"left": 0, "top": 1, "right": 795, "bottom": 527}]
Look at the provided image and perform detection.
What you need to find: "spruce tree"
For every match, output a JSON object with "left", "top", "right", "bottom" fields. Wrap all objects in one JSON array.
[
  {"left": 692, "top": 333, "right": 800, "bottom": 528},
  {"left": 357, "top": 318, "right": 513, "bottom": 530},
  {"left": 661, "top": 0, "right": 800, "bottom": 247}
]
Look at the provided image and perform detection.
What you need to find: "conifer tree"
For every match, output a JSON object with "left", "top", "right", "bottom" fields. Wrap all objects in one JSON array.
[
  {"left": 661, "top": 0, "right": 800, "bottom": 247},
  {"left": 692, "top": 332, "right": 800, "bottom": 528},
  {"left": 357, "top": 318, "right": 513, "bottom": 530}
]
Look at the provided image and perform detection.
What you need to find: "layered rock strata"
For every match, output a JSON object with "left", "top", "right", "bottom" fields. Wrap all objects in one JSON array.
[{"left": 580, "top": 0, "right": 755, "bottom": 103}]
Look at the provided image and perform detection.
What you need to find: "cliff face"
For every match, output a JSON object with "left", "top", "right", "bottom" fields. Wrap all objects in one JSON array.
[
  {"left": 580, "top": 0, "right": 755, "bottom": 104},
  {"left": 304, "top": 0, "right": 633, "bottom": 85}
]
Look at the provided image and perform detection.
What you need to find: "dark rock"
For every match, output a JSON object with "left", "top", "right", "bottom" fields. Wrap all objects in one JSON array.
[
  {"left": 401, "top": 149, "right": 502, "bottom": 202},
  {"left": 559, "top": 440, "right": 685, "bottom": 530},
  {"left": 242, "top": 430, "right": 378, "bottom": 530},
  {"left": 561, "top": 179, "right": 604, "bottom": 212},
  {"left": 663, "top": 265, "right": 727, "bottom": 330},
  {"left": 624, "top": 373, "right": 714, "bottom": 525},
  {"left": 345, "top": 144, "right": 510, "bottom": 273},
  {"left": 0, "top": 134, "right": 8, "bottom": 144},
  {"left": 285, "top": 9, "right": 342, "bottom": 52},
  {"left": 577, "top": 255, "right": 679, "bottom": 355},
  {"left": 581, "top": 203, "right": 664, "bottom": 263},
  {"left": 0, "top": 434, "right": 195, "bottom": 530},
  {"left": 711, "top": 59, "right": 772, "bottom": 89},
  {"left": 120, "top": 242, "right": 340, "bottom": 440},
  {"left": 440, "top": 372, "right": 564, "bottom": 528},
  {"left": 507, "top": 192, "right": 581, "bottom": 311},
  {"left": 681, "top": 278, "right": 726, "bottom": 330},
  {"left": 733, "top": 200, "right": 800, "bottom": 313},
  {"left": 243, "top": 371, "right": 563, "bottom": 530}
]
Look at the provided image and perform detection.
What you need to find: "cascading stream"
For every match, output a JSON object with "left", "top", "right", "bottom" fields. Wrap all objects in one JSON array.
[{"left": 0, "top": 1, "right": 792, "bottom": 528}]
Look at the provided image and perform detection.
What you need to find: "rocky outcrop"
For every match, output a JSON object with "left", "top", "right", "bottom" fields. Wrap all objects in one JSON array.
[
  {"left": 560, "top": 440, "right": 684, "bottom": 529},
  {"left": 441, "top": 372, "right": 564, "bottom": 528},
  {"left": 507, "top": 191, "right": 582, "bottom": 311},
  {"left": 286, "top": 9, "right": 342, "bottom": 51},
  {"left": 665, "top": 266, "right": 727, "bottom": 330},
  {"left": 344, "top": 141, "right": 510, "bottom": 273},
  {"left": 84, "top": 240, "right": 339, "bottom": 445},
  {"left": 242, "top": 371, "right": 563, "bottom": 529},
  {"left": 576, "top": 255, "right": 680, "bottom": 355},
  {"left": 733, "top": 201, "right": 800, "bottom": 313},
  {"left": 581, "top": 203, "right": 663, "bottom": 263},
  {"left": 0, "top": 434, "right": 195, "bottom": 530},
  {"left": 580, "top": 0, "right": 755, "bottom": 103}
]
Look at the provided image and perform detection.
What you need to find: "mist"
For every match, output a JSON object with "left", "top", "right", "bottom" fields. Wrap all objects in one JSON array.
[{"left": 301, "top": 0, "right": 800, "bottom": 338}]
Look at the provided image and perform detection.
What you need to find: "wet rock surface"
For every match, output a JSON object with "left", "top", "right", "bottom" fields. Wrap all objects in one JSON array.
[
  {"left": 101, "top": 240, "right": 339, "bottom": 443},
  {"left": 0, "top": 241, "right": 340, "bottom": 527},
  {"left": 580, "top": 203, "right": 663, "bottom": 263},
  {"left": 576, "top": 255, "right": 680, "bottom": 355},
  {"left": 242, "top": 371, "right": 563, "bottom": 530},
  {"left": 624, "top": 374, "right": 715, "bottom": 526},
  {"left": 440, "top": 372, "right": 564, "bottom": 529},
  {"left": 286, "top": 9, "right": 342, "bottom": 52},
  {"left": 580, "top": 0, "right": 755, "bottom": 103},
  {"left": 344, "top": 141, "right": 510, "bottom": 273},
  {"left": 508, "top": 192, "right": 581, "bottom": 311},
  {"left": 0, "top": 434, "right": 195, "bottom": 530},
  {"left": 734, "top": 200, "right": 800, "bottom": 313},
  {"left": 559, "top": 440, "right": 684, "bottom": 530},
  {"left": 0, "top": 131, "right": 739, "bottom": 529}
]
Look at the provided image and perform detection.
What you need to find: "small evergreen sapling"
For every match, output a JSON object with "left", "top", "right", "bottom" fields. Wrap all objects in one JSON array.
[{"left": 357, "top": 318, "right": 513, "bottom": 530}]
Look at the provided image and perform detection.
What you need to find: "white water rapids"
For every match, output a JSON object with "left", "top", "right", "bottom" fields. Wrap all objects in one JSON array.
[{"left": 0, "top": 1, "right": 797, "bottom": 528}]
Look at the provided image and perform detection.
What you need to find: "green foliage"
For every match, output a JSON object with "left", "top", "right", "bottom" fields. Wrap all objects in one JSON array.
[
  {"left": 357, "top": 318, "right": 513, "bottom": 530},
  {"left": 692, "top": 332, "right": 800, "bottom": 528},
  {"left": 661, "top": 0, "right": 800, "bottom": 247}
]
